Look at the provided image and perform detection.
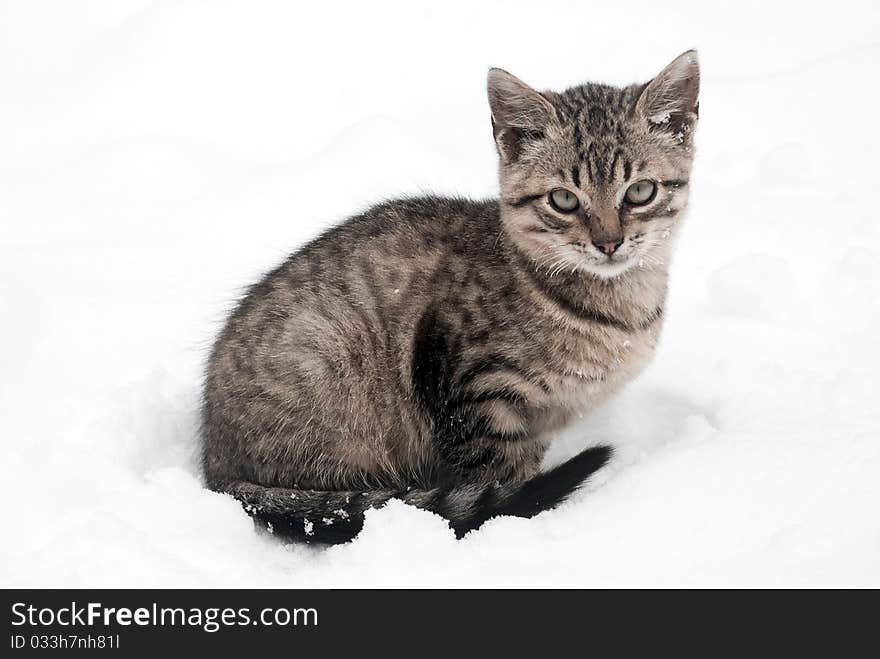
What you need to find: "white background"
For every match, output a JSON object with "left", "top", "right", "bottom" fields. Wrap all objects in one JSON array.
[{"left": 2, "top": 0, "right": 879, "bottom": 586}]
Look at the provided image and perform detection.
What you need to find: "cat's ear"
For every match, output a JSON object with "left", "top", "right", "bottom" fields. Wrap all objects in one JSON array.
[
  {"left": 635, "top": 50, "right": 700, "bottom": 135},
  {"left": 487, "top": 68, "right": 558, "bottom": 163}
]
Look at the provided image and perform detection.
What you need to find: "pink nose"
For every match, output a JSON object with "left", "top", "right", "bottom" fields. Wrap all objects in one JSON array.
[{"left": 593, "top": 239, "right": 623, "bottom": 255}]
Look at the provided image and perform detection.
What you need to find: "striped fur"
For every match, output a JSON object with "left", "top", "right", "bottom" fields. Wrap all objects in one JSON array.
[{"left": 201, "top": 52, "right": 699, "bottom": 543}]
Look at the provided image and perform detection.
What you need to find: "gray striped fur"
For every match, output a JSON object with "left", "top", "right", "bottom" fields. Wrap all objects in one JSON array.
[{"left": 201, "top": 51, "right": 700, "bottom": 542}]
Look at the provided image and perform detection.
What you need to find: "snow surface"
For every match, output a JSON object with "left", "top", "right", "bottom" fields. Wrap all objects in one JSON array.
[{"left": 2, "top": 0, "right": 880, "bottom": 587}]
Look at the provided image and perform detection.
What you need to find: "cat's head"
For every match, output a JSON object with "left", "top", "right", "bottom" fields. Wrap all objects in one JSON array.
[{"left": 488, "top": 51, "right": 699, "bottom": 279}]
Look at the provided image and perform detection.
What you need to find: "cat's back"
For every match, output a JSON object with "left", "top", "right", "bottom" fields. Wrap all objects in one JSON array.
[
  {"left": 227, "top": 195, "right": 501, "bottom": 329},
  {"left": 288, "top": 195, "right": 500, "bottom": 274}
]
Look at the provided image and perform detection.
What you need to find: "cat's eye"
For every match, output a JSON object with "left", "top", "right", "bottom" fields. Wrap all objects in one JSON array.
[
  {"left": 624, "top": 180, "right": 657, "bottom": 205},
  {"left": 549, "top": 189, "right": 579, "bottom": 213}
]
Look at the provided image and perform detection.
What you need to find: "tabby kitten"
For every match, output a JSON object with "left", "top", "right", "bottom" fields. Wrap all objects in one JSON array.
[{"left": 202, "top": 51, "right": 700, "bottom": 543}]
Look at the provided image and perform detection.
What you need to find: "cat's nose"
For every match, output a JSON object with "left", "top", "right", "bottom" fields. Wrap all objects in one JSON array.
[{"left": 593, "top": 239, "right": 623, "bottom": 255}]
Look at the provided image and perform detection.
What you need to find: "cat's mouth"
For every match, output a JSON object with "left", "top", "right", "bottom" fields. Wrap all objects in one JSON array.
[
  {"left": 585, "top": 256, "right": 637, "bottom": 278},
  {"left": 567, "top": 243, "right": 637, "bottom": 278}
]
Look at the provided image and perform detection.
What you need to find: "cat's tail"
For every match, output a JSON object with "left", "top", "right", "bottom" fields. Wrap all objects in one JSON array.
[{"left": 222, "top": 445, "right": 612, "bottom": 544}]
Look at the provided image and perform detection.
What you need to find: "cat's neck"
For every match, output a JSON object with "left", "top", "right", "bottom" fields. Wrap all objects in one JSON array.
[{"left": 507, "top": 239, "right": 671, "bottom": 330}]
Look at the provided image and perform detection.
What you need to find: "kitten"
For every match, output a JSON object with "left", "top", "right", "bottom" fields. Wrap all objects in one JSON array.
[{"left": 202, "top": 51, "right": 699, "bottom": 543}]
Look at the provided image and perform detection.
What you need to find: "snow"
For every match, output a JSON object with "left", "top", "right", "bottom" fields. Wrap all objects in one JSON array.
[{"left": 2, "top": 0, "right": 879, "bottom": 587}]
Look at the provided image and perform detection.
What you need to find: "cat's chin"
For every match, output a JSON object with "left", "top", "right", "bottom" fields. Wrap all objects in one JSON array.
[{"left": 576, "top": 257, "right": 637, "bottom": 280}]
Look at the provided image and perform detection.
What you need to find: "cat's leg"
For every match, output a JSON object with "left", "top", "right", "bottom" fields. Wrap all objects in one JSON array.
[
  {"left": 411, "top": 308, "right": 551, "bottom": 484},
  {"left": 429, "top": 396, "right": 547, "bottom": 484}
]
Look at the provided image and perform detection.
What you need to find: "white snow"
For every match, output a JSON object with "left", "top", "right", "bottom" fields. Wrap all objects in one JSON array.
[
  {"left": 2, "top": 0, "right": 879, "bottom": 587},
  {"left": 649, "top": 112, "right": 671, "bottom": 125}
]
